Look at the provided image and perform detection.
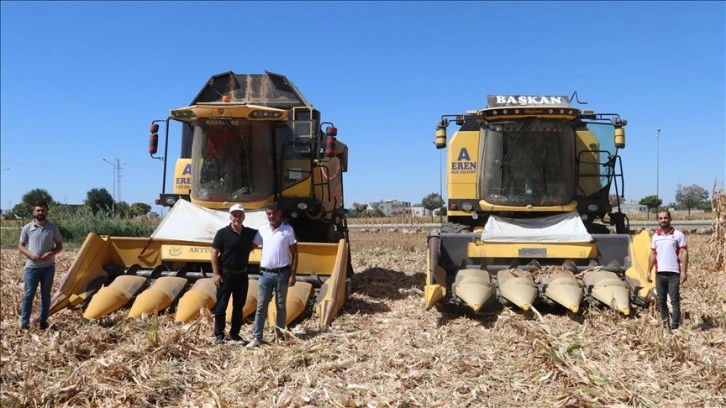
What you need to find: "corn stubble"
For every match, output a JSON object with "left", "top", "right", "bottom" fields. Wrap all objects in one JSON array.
[{"left": 1, "top": 223, "right": 724, "bottom": 407}]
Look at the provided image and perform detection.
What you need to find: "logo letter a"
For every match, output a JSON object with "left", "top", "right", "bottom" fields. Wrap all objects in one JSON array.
[{"left": 457, "top": 148, "right": 471, "bottom": 161}]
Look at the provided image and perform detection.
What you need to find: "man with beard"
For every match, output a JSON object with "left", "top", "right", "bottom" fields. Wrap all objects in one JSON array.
[
  {"left": 18, "top": 201, "right": 63, "bottom": 330},
  {"left": 246, "top": 201, "right": 298, "bottom": 349},
  {"left": 647, "top": 209, "right": 689, "bottom": 331}
]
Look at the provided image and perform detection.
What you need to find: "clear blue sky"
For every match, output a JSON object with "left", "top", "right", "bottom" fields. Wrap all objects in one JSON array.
[{"left": 2, "top": 1, "right": 724, "bottom": 214}]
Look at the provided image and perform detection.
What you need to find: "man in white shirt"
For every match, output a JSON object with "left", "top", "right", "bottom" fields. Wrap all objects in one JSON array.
[
  {"left": 246, "top": 202, "right": 298, "bottom": 348},
  {"left": 647, "top": 209, "right": 688, "bottom": 330}
]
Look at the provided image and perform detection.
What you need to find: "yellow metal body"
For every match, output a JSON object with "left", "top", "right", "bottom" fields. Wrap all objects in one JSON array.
[
  {"left": 624, "top": 230, "right": 656, "bottom": 299},
  {"left": 175, "top": 278, "right": 217, "bottom": 323},
  {"left": 50, "top": 234, "right": 349, "bottom": 327},
  {"left": 83, "top": 275, "right": 147, "bottom": 320},
  {"left": 427, "top": 95, "right": 647, "bottom": 316},
  {"left": 172, "top": 159, "right": 192, "bottom": 196},
  {"left": 445, "top": 129, "right": 479, "bottom": 219},
  {"left": 496, "top": 270, "right": 538, "bottom": 311},
  {"left": 539, "top": 270, "right": 583, "bottom": 313},
  {"left": 51, "top": 73, "right": 352, "bottom": 330},
  {"left": 129, "top": 277, "right": 188, "bottom": 318},
  {"left": 468, "top": 240, "right": 597, "bottom": 260},
  {"left": 451, "top": 269, "right": 493, "bottom": 312},
  {"left": 583, "top": 270, "right": 631, "bottom": 316}
]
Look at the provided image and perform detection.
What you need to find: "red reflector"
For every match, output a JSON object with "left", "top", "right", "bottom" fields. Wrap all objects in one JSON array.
[
  {"left": 450, "top": 203, "right": 458, "bottom": 210},
  {"left": 155, "top": 199, "right": 161, "bottom": 205}
]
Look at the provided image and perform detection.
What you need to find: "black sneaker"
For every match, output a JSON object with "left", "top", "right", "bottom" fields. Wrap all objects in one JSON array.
[
  {"left": 39, "top": 321, "right": 49, "bottom": 331},
  {"left": 229, "top": 334, "right": 246, "bottom": 343},
  {"left": 215, "top": 336, "right": 224, "bottom": 345},
  {"left": 20, "top": 324, "right": 29, "bottom": 330}
]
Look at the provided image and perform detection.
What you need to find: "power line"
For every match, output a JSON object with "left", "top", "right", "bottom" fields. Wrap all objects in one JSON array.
[{"left": 103, "top": 158, "right": 127, "bottom": 216}]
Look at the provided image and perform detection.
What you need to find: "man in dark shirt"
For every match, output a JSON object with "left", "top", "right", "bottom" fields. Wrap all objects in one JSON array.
[{"left": 211, "top": 204, "right": 257, "bottom": 345}]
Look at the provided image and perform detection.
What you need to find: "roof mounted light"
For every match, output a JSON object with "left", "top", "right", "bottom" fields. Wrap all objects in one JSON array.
[{"left": 250, "top": 110, "right": 284, "bottom": 119}]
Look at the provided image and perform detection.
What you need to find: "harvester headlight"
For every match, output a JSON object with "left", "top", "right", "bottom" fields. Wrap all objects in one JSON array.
[
  {"left": 587, "top": 204, "right": 599, "bottom": 212},
  {"left": 250, "top": 110, "right": 284, "bottom": 119},
  {"left": 581, "top": 214, "right": 589, "bottom": 221},
  {"left": 290, "top": 211, "right": 299, "bottom": 219},
  {"left": 461, "top": 202, "right": 474, "bottom": 211},
  {"left": 297, "top": 202, "right": 308, "bottom": 210},
  {"left": 164, "top": 196, "right": 177, "bottom": 206}
]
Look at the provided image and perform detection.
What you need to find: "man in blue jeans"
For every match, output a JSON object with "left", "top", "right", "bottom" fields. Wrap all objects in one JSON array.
[
  {"left": 246, "top": 202, "right": 298, "bottom": 348},
  {"left": 18, "top": 201, "right": 63, "bottom": 330},
  {"left": 647, "top": 209, "right": 689, "bottom": 331}
]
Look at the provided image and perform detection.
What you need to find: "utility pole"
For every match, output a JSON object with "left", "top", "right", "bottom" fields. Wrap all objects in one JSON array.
[{"left": 103, "top": 158, "right": 127, "bottom": 217}]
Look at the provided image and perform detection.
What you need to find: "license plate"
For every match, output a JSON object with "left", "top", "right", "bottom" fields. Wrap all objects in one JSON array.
[{"left": 519, "top": 248, "right": 547, "bottom": 257}]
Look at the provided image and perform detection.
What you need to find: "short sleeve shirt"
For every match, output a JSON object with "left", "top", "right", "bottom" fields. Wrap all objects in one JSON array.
[
  {"left": 19, "top": 221, "right": 63, "bottom": 268},
  {"left": 651, "top": 227, "right": 687, "bottom": 273},
  {"left": 212, "top": 225, "right": 257, "bottom": 270},
  {"left": 254, "top": 223, "right": 297, "bottom": 269}
]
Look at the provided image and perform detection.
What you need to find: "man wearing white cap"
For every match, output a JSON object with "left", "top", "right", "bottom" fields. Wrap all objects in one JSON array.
[{"left": 211, "top": 204, "right": 257, "bottom": 345}]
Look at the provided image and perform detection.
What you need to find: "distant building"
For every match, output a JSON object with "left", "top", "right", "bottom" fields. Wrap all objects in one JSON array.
[
  {"left": 619, "top": 204, "right": 648, "bottom": 214},
  {"left": 370, "top": 199, "right": 412, "bottom": 217},
  {"left": 411, "top": 206, "right": 430, "bottom": 217}
]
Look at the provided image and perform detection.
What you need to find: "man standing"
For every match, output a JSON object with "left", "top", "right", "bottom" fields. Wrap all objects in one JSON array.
[
  {"left": 211, "top": 204, "right": 257, "bottom": 345},
  {"left": 246, "top": 202, "right": 298, "bottom": 349},
  {"left": 647, "top": 209, "right": 689, "bottom": 331},
  {"left": 18, "top": 201, "right": 63, "bottom": 330}
]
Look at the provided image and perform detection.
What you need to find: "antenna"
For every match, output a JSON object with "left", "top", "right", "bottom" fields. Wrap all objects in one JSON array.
[{"left": 569, "top": 91, "right": 588, "bottom": 105}]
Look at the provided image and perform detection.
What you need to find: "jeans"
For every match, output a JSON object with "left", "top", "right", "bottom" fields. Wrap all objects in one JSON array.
[
  {"left": 252, "top": 270, "right": 290, "bottom": 341},
  {"left": 21, "top": 265, "right": 56, "bottom": 326},
  {"left": 213, "top": 272, "right": 249, "bottom": 338},
  {"left": 655, "top": 272, "right": 681, "bottom": 329}
]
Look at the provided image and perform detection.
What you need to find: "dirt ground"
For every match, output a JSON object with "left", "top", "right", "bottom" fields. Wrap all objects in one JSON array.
[{"left": 1, "top": 230, "right": 724, "bottom": 407}]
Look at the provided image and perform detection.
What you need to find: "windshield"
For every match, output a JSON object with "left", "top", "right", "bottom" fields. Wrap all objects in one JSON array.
[
  {"left": 582, "top": 121, "right": 617, "bottom": 190},
  {"left": 480, "top": 119, "right": 574, "bottom": 206},
  {"left": 191, "top": 120, "right": 275, "bottom": 202}
]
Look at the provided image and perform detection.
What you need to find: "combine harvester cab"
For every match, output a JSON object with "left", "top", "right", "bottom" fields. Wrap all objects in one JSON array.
[
  {"left": 426, "top": 94, "right": 653, "bottom": 316},
  {"left": 50, "top": 72, "right": 352, "bottom": 328}
]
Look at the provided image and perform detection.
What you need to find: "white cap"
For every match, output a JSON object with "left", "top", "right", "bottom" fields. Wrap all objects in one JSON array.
[{"left": 229, "top": 204, "right": 245, "bottom": 213}]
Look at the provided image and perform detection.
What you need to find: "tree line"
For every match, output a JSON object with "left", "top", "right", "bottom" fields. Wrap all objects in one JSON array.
[
  {"left": 4, "top": 188, "right": 152, "bottom": 220},
  {"left": 610, "top": 183, "right": 712, "bottom": 217}
]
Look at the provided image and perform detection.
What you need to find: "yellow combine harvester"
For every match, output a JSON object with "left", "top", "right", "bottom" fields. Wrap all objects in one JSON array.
[
  {"left": 50, "top": 72, "right": 352, "bottom": 327},
  {"left": 426, "top": 94, "right": 652, "bottom": 315}
]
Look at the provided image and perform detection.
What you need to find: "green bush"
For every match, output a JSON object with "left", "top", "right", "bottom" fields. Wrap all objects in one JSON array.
[
  {"left": 1, "top": 227, "right": 21, "bottom": 246},
  {"left": 1, "top": 211, "right": 158, "bottom": 247},
  {"left": 58, "top": 212, "right": 155, "bottom": 243}
]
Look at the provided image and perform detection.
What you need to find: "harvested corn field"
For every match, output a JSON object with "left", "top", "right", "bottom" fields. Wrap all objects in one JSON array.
[{"left": 1, "top": 229, "right": 724, "bottom": 407}]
